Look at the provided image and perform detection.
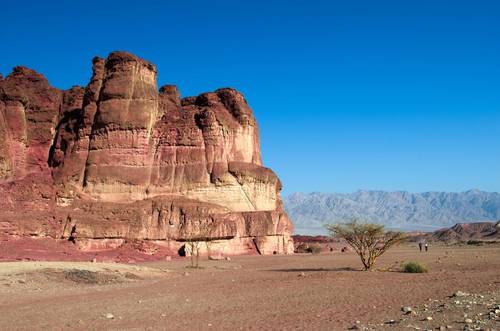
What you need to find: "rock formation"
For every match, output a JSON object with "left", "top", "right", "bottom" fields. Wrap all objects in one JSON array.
[
  {"left": 429, "top": 221, "right": 500, "bottom": 243},
  {"left": 0, "top": 51, "right": 294, "bottom": 259}
]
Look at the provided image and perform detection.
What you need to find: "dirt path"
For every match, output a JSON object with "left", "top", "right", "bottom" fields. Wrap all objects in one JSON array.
[{"left": 0, "top": 245, "right": 499, "bottom": 330}]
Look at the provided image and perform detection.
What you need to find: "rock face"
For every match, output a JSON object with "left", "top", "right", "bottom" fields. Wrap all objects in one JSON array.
[{"left": 0, "top": 51, "right": 294, "bottom": 258}]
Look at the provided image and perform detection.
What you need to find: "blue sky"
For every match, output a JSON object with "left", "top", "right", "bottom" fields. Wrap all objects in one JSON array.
[{"left": 1, "top": 1, "right": 499, "bottom": 194}]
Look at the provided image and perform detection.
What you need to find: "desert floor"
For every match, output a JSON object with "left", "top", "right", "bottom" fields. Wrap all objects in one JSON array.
[{"left": 0, "top": 244, "right": 499, "bottom": 330}]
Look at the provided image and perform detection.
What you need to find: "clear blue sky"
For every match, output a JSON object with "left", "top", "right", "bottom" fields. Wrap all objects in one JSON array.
[{"left": 1, "top": 1, "right": 499, "bottom": 195}]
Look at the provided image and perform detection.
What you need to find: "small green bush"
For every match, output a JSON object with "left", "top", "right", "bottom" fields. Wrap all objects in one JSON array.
[{"left": 403, "top": 261, "right": 428, "bottom": 273}]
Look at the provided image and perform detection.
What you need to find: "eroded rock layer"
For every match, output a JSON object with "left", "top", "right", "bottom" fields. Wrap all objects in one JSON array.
[{"left": 0, "top": 51, "right": 294, "bottom": 258}]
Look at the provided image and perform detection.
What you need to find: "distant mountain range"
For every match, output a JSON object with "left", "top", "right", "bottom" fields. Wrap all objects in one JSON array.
[{"left": 283, "top": 190, "right": 500, "bottom": 235}]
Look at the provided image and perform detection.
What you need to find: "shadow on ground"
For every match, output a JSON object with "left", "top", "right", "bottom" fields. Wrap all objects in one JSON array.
[{"left": 266, "top": 267, "right": 359, "bottom": 272}]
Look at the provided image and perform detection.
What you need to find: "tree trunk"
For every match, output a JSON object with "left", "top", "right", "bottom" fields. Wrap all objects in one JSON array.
[
  {"left": 360, "top": 254, "right": 370, "bottom": 270},
  {"left": 189, "top": 243, "right": 195, "bottom": 267},
  {"left": 195, "top": 247, "right": 199, "bottom": 268}
]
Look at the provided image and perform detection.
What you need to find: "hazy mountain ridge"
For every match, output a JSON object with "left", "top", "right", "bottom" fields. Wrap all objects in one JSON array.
[{"left": 284, "top": 190, "right": 500, "bottom": 234}]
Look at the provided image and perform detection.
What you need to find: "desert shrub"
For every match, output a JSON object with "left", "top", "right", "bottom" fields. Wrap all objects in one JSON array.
[
  {"left": 63, "top": 269, "right": 119, "bottom": 284},
  {"left": 306, "top": 243, "right": 322, "bottom": 254},
  {"left": 295, "top": 243, "right": 322, "bottom": 254},
  {"left": 466, "top": 239, "right": 482, "bottom": 245},
  {"left": 295, "top": 243, "right": 309, "bottom": 253},
  {"left": 403, "top": 261, "right": 428, "bottom": 273}
]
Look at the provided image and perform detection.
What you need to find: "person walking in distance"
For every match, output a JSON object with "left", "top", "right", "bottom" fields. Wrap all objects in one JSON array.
[
  {"left": 425, "top": 243, "right": 428, "bottom": 252},
  {"left": 418, "top": 242, "right": 423, "bottom": 252}
]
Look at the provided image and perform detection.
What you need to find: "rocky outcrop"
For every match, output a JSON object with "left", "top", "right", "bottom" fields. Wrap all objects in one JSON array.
[
  {"left": 0, "top": 67, "right": 62, "bottom": 180},
  {"left": 0, "top": 51, "right": 294, "bottom": 258},
  {"left": 430, "top": 221, "right": 500, "bottom": 243}
]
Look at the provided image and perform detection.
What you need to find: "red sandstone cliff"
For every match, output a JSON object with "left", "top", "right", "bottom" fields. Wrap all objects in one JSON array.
[{"left": 0, "top": 51, "right": 294, "bottom": 258}]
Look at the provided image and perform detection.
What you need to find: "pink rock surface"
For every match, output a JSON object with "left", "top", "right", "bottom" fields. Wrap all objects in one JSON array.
[{"left": 0, "top": 51, "right": 294, "bottom": 260}]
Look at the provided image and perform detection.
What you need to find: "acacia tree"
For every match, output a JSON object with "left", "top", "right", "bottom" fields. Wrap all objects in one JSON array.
[
  {"left": 326, "top": 220, "right": 406, "bottom": 271},
  {"left": 186, "top": 239, "right": 203, "bottom": 268},
  {"left": 183, "top": 220, "right": 214, "bottom": 268}
]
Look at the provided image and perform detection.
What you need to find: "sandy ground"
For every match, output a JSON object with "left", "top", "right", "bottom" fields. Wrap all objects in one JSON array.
[{"left": 0, "top": 244, "right": 498, "bottom": 330}]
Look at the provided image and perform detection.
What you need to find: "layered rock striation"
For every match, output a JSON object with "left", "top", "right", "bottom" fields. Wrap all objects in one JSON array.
[{"left": 0, "top": 51, "right": 294, "bottom": 257}]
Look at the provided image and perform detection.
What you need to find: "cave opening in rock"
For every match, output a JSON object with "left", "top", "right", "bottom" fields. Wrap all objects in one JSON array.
[
  {"left": 178, "top": 245, "right": 186, "bottom": 257},
  {"left": 68, "top": 225, "right": 77, "bottom": 243}
]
